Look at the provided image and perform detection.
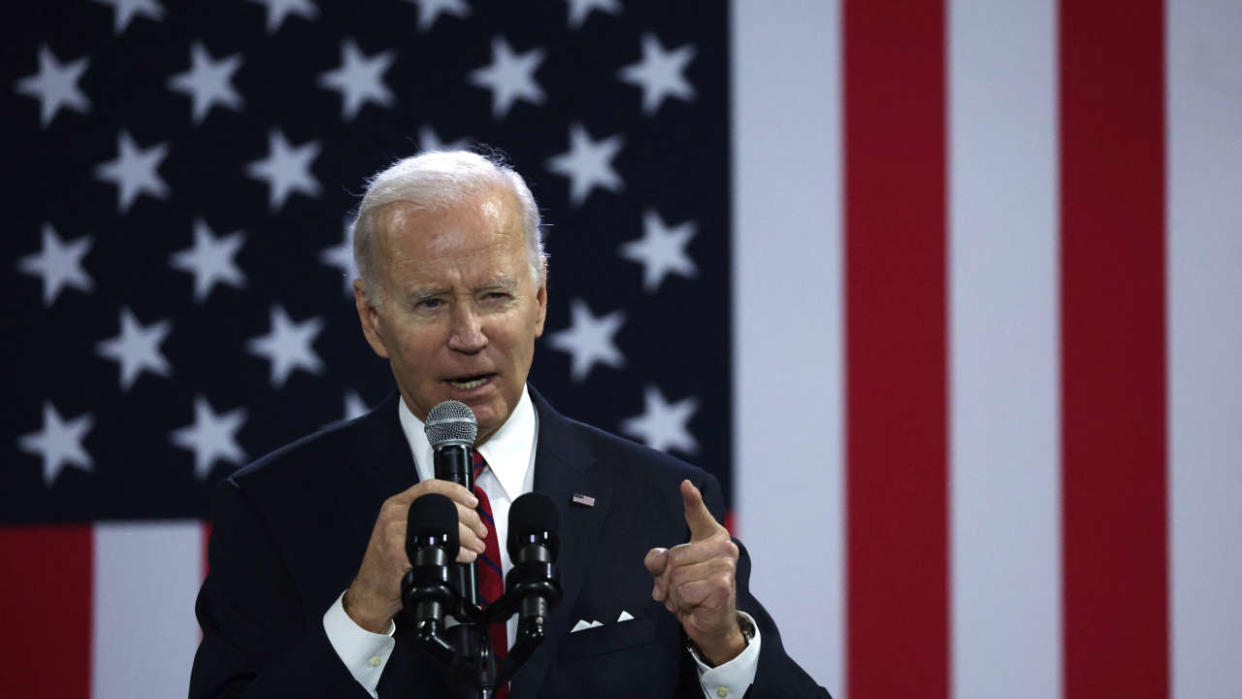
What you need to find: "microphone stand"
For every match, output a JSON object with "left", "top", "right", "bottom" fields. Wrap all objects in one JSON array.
[
  {"left": 403, "top": 537, "right": 561, "bottom": 698},
  {"left": 413, "top": 445, "right": 562, "bottom": 698}
]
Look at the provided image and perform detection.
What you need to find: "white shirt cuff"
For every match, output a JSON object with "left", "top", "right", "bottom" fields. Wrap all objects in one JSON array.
[
  {"left": 689, "top": 611, "right": 762, "bottom": 699},
  {"left": 322, "top": 591, "right": 396, "bottom": 698}
]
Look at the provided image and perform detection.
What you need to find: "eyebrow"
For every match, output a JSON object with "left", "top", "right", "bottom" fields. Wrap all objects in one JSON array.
[
  {"left": 406, "top": 287, "right": 447, "bottom": 304},
  {"left": 405, "top": 278, "right": 519, "bottom": 303},
  {"left": 478, "top": 278, "right": 519, "bottom": 293}
]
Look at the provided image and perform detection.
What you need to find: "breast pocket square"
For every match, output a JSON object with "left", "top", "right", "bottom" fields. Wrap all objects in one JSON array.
[{"left": 570, "top": 610, "right": 636, "bottom": 632}]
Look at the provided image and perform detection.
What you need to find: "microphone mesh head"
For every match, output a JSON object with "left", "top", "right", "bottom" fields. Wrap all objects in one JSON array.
[{"left": 425, "top": 400, "right": 478, "bottom": 448}]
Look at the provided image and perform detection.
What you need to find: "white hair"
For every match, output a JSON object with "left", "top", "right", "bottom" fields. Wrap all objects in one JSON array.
[{"left": 351, "top": 150, "right": 545, "bottom": 307}]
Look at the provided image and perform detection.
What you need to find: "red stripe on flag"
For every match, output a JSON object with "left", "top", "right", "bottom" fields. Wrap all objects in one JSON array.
[
  {"left": 844, "top": 1, "right": 948, "bottom": 697},
  {"left": 1060, "top": 1, "right": 1169, "bottom": 696},
  {"left": 0, "top": 525, "right": 93, "bottom": 698}
]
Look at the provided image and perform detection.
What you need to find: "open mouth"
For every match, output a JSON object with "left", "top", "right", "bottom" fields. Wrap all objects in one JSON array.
[{"left": 447, "top": 374, "right": 494, "bottom": 390}]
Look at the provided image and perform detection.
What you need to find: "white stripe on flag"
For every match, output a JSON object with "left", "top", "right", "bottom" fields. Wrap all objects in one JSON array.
[
  {"left": 732, "top": 0, "right": 843, "bottom": 690},
  {"left": 1167, "top": 2, "right": 1242, "bottom": 697},
  {"left": 92, "top": 521, "right": 204, "bottom": 699},
  {"left": 948, "top": 1, "right": 1062, "bottom": 697}
]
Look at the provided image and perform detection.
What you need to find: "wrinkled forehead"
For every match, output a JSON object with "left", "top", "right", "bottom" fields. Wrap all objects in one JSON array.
[
  {"left": 371, "top": 188, "right": 527, "bottom": 275},
  {"left": 377, "top": 187, "right": 521, "bottom": 247}
]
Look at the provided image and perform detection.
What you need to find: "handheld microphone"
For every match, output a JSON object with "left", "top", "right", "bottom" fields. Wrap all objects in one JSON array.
[
  {"left": 424, "top": 400, "right": 482, "bottom": 628},
  {"left": 402, "top": 493, "right": 460, "bottom": 626},
  {"left": 505, "top": 492, "right": 563, "bottom": 627}
]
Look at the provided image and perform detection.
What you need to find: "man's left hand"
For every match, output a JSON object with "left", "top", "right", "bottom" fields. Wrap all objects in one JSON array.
[{"left": 644, "top": 479, "right": 746, "bottom": 666}]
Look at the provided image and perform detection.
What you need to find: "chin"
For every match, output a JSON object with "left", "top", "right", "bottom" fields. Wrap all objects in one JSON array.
[{"left": 469, "top": 400, "right": 510, "bottom": 439}]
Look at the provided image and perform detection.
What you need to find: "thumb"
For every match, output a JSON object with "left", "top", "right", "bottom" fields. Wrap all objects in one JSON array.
[
  {"left": 680, "top": 479, "right": 722, "bottom": 542},
  {"left": 644, "top": 547, "right": 669, "bottom": 576}
]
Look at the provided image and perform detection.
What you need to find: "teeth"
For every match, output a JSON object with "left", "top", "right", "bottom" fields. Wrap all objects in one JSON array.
[{"left": 452, "top": 377, "right": 488, "bottom": 389}]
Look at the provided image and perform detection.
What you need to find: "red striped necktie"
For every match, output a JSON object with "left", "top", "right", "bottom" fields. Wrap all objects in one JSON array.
[{"left": 472, "top": 452, "right": 509, "bottom": 699}]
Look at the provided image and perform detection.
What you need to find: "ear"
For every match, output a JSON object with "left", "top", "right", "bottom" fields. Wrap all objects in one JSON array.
[
  {"left": 533, "top": 260, "right": 548, "bottom": 338},
  {"left": 354, "top": 279, "right": 390, "bottom": 359}
]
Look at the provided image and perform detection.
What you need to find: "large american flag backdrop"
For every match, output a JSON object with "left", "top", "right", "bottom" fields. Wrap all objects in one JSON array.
[{"left": 3, "top": 1, "right": 1240, "bottom": 697}]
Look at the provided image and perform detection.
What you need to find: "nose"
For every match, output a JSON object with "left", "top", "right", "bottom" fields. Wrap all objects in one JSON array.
[{"left": 447, "top": 302, "right": 487, "bottom": 353}]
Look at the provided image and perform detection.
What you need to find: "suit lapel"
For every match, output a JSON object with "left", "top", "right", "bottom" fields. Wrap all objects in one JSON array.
[
  {"left": 351, "top": 392, "right": 421, "bottom": 494},
  {"left": 509, "top": 389, "right": 614, "bottom": 699}
]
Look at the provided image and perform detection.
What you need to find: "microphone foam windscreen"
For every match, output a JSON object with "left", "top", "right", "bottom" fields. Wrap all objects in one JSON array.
[
  {"left": 424, "top": 400, "right": 478, "bottom": 448},
  {"left": 507, "top": 491, "right": 559, "bottom": 554},
  {"left": 406, "top": 493, "right": 460, "bottom": 560}
]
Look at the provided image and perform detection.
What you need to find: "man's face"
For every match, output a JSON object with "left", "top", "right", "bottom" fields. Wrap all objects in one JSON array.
[{"left": 355, "top": 187, "right": 547, "bottom": 444}]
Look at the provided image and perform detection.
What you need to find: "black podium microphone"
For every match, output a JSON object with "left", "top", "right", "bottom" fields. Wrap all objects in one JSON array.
[
  {"left": 403, "top": 493, "right": 460, "bottom": 625},
  {"left": 506, "top": 492, "right": 563, "bottom": 627}
]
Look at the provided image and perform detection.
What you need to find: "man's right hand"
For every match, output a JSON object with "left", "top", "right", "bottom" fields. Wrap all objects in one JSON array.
[{"left": 343, "top": 479, "right": 488, "bottom": 632}]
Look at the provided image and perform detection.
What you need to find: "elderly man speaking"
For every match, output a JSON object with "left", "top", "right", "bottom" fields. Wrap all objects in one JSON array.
[{"left": 189, "top": 151, "right": 828, "bottom": 699}]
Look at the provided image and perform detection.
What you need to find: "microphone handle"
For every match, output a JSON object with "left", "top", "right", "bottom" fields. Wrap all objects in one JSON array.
[{"left": 433, "top": 445, "right": 480, "bottom": 611}]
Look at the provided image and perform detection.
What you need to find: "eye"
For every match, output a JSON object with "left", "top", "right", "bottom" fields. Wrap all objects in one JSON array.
[{"left": 417, "top": 298, "right": 442, "bottom": 310}]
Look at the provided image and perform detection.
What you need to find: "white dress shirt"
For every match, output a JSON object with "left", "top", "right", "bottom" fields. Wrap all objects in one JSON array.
[{"left": 322, "top": 386, "right": 759, "bottom": 698}]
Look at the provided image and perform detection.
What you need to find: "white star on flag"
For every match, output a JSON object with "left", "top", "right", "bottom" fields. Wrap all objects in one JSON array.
[
  {"left": 167, "top": 42, "right": 244, "bottom": 123},
  {"left": 171, "top": 396, "right": 248, "bottom": 480},
  {"left": 619, "top": 210, "right": 698, "bottom": 293},
  {"left": 16, "top": 45, "right": 91, "bottom": 127},
  {"left": 248, "top": 305, "right": 325, "bottom": 387},
  {"left": 94, "top": 0, "right": 164, "bottom": 34},
  {"left": 548, "top": 298, "right": 625, "bottom": 381},
  {"left": 319, "top": 217, "right": 358, "bottom": 297},
  {"left": 469, "top": 36, "right": 545, "bottom": 119},
  {"left": 96, "top": 307, "right": 173, "bottom": 391},
  {"left": 343, "top": 390, "right": 370, "bottom": 420},
  {"left": 562, "top": 0, "right": 620, "bottom": 28},
  {"left": 248, "top": 0, "right": 318, "bottom": 33},
  {"left": 618, "top": 32, "right": 696, "bottom": 114},
  {"left": 419, "top": 125, "right": 470, "bottom": 153},
  {"left": 246, "top": 130, "right": 322, "bottom": 211},
  {"left": 621, "top": 385, "right": 700, "bottom": 455},
  {"left": 170, "top": 219, "right": 246, "bottom": 302},
  {"left": 318, "top": 39, "right": 395, "bottom": 120},
  {"left": 94, "top": 131, "right": 169, "bottom": 213},
  {"left": 19, "top": 224, "right": 94, "bottom": 306},
  {"left": 406, "top": 0, "right": 470, "bottom": 31},
  {"left": 546, "top": 123, "right": 624, "bottom": 207},
  {"left": 19, "top": 402, "right": 94, "bottom": 486}
]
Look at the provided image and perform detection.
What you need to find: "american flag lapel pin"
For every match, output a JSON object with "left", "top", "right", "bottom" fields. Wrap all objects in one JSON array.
[{"left": 571, "top": 493, "right": 596, "bottom": 508}]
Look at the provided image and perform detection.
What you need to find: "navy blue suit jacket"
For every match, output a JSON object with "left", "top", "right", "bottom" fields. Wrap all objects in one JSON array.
[{"left": 190, "top": 389, "right": 830, "bottom": 698}]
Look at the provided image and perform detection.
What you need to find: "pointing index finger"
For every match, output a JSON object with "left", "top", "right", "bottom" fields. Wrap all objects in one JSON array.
[{"left": 680, "top": 479, "right": 722, "bottom": 542}]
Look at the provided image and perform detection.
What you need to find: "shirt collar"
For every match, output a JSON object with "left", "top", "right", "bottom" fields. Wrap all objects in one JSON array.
[{"left": 398, "top": 386, "right": 537, "bottom": 502}]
